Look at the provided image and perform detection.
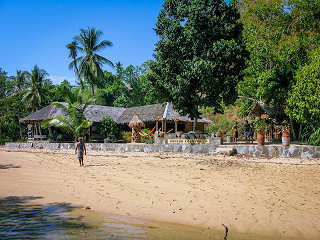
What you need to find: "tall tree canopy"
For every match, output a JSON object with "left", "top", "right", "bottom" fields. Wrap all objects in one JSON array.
[
  {"left": 237, "top": 0, "right": 320, "bottom": 116},
  {"left": 149, "top": 0, "right": 247, "bottom": 126},
  {"left": 23, "top": 66, "right": 50, "bottom": 112},
  {"left": 74, "top": 27, "right": 114, "bottom": 96},
  {"left": 286, "top": 47, "right": 320, "bottom": 126}
]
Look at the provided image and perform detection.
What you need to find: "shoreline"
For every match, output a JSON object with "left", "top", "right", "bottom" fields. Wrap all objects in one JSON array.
[{"left": 1, "top": 149, "right": 320, "bottom": 239}]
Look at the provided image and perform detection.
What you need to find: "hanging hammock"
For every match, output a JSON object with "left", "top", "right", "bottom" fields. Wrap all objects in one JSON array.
[{"left": 139, "top": 126, "right": 156, "bottom": 137}]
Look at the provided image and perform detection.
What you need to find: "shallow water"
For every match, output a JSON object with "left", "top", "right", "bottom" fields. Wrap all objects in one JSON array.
[{"left": 0, "top": 196, "right": 302, "bottom": 240}]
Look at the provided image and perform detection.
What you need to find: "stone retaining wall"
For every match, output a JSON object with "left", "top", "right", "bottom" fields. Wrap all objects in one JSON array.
[{"left": 4, "top": 142, "right": 320, "bottom": 158}]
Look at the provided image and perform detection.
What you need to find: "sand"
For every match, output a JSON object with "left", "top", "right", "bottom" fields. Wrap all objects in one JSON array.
[{"left": 0, "top": 149, "right": 320, "bottom": 239}]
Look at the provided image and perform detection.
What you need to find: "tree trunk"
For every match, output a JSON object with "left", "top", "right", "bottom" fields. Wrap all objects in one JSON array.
[
  {"left": 290, "top": 119, "right": 296, "bottom": 141},
  {"left": 193, "top": 118, "right": 198, "bottom": 131},
  {"left": 19, "top": 122, "right": 23, "bottom": 140},
  {"left": 91, "top": 84, "right": 95, "bottom": 96},
  {"left": 298, "top": 124, "right": 302, "bottom": 141}
]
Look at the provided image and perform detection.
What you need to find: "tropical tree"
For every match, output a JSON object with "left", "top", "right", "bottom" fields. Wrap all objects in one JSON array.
[
  {"left": 14, "top": 70, "right": 27, "bottom": 91},
  {"left": 74, "top": 27, "right": 114, "bottom": 96},
  {"left": 66, "top": 40, "right": 84, "bottom": 89},
  {"left": 237, "top": 0, "right": 320, "bottom": 116},
  {"left": 42, "top": 101, "right": 93, "bottom": 139},
  {"left": 149, "top": 0, "right": 247, "bottom": 130},
  {"left": 23, "top": 65, "right": 50, "bottom": 112}
]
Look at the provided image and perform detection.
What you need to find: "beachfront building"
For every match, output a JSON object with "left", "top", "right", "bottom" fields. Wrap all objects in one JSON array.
[{"left": 20, "top": 102, "right": 212, "bottom": 141}]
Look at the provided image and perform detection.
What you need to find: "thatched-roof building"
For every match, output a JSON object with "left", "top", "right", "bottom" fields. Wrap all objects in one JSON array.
[
  {"left": 20, "top": 103, "right": 212, "bottom": 139},
  {"left": 249, "top": 102, "right": 285, "bottom": 122}
]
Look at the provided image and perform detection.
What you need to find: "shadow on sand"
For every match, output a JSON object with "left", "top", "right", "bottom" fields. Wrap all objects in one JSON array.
[
  {"left": 0, "top": 196, "right": 93, "bottom": 239},
  {"left": 0, "top": 164, "right": 21, "bottom": 170}
]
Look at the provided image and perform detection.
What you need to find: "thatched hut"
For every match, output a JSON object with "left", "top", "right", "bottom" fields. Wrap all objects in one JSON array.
[
  {"left": 249, "top": 102, "right": 286, "bottom": 141},
  {"left": 128, "top": 114, "right": 145, "bottom": 143},
  {"left": 20, "top": 102, "right": 212, "bottom": 141}
]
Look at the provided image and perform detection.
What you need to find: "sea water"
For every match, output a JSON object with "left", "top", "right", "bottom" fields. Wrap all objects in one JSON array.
[{"left": 0, "top": 196, "right": 300, "bottom": 240}]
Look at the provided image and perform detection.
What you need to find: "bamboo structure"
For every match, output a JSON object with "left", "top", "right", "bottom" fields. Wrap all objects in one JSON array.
[{"left": 129, "top": 114, "right": 145, "bottom": 143}]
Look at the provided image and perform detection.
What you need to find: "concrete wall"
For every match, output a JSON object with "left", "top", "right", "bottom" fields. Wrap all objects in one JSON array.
[{"left": 4, "top": 141, "right": 320, "bottom": 158}]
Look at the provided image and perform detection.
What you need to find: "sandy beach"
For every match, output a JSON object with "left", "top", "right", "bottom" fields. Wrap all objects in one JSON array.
[{"left": 0, "top": 149, "right": 320, "bottom": 239}]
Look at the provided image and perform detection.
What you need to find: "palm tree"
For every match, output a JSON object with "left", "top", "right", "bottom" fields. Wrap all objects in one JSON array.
[
  {"left": 66, "top": 41, "right": 84, "bottom": 89},
  {"left": 42, "top": 101, "right": 92, "bottom": 139},
  {"left": 75, "top": 27, "right": 114, "bottom": 96},
  {"left": 23, "top": 65, "right": 49, "bottom": 112},
  {"left": 14, "top": 70, "right": 27, "bottom": 91}
]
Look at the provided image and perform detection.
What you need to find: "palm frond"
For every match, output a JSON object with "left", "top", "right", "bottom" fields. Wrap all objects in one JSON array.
[{"left": 93, "top": 40, "right": 113, "bottom": 51}]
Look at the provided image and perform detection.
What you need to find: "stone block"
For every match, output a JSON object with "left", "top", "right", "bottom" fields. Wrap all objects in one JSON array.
[
  {"left": 214, "top": 147, "right": 237, "bottom": 156},
  {"left": 236, "top": 146, "right": 249, "bottom": 155},
  {"left": 45, "top": 143, "right": 60, "bottom": 150},
  {"left": 60, "top": 143, "right": 75, "bottom": 150},
  {"left": 267, "top": 146, "right": 282, "bottom": 158},
  {"left": 182, "top": 144, "right": 192, "bottom": 153},
  {"left": 288, "top": 146, "right": 301, "bottom": 157},
  {"left": 173, "top": 144, "right": 182, "bottom": 153},
  {"left": 20, "top": 142, "right": 33, "bottom": 148},
  {"left": 301, "top": 146, "right": 315, "bottom": 158},
  {"left": 208, "top": 145, "right": 216, "bottom": 154},
  {"left": 160, "top": 144, "right": 173, "bottom": 153},
  {"left": 5, "top": 142, "right": 20, "bottom": 148},
  {"left": 114, "top": 144, "right": 125, "bottom": 152},
  {"left": 211, "top": 137, "right": 223, "bottom": 145},
  {"left": 143, "top": 145, "right": 154, "bottom": 153}
]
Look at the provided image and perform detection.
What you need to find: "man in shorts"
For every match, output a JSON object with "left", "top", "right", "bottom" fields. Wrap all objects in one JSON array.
[{"left": 75, "top": 137, "right": 86, "bottom": 167}]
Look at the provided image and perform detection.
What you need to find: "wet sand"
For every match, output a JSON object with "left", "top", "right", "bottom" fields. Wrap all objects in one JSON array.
[{"left": 0, "top": 149, "right": 319, "bottom": 239}]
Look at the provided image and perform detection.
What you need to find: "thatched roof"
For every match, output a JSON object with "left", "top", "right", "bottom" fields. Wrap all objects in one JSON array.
[
  {"left": 20, "top": 102, "right": 212, "bottom": 124},
  {"left": 19, "top": 103, "right": 68, "bottom": 123},
  {"left": 117, "top": 103, "right": 166, "bottom": 124},
  {"left": 249, "top": 102, "right": 285, "bottom": 121},
  {"left": 84, "top": 105, "right": 126, "bottom": 122},
  {"left": 128, "top": 114, "right": 145, "bottom": 128}
]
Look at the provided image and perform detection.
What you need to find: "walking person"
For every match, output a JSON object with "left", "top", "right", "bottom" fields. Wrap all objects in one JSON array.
[
  {"left": 75, "top": 137, "right": 86, "bottom": 167},
  {"left": 232, "top": 122, "right": 238, "bottom": 143},
  {"left": 244, "top": 120, "right": 250, "bottom": 142}
]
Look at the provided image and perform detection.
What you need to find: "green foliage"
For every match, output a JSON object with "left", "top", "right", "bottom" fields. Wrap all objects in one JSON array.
[
  {"left": 208, "top": 117, "right": 234, "bottom": 136},
  {"left": 98, "top": 117, "right": 120, "bottom": 140},
  {"left": 150, "top": 0, "right": 247, "bottom": 122},
  {"left": 254, "top": 118, "right": 270, "bottom": 133},
  {"left": 42, "top": 101, "right": 92, "bottom": 139},
  {"left": 50, "top": 80, "right": 75, "bottom": 102},
  {"left": 95, "top": 62, "right": 163, "bottom": 107},
  {"left": 23, "top": 65, "right": 51, "bottom": 111},
  {"left": 74, "top": 27, "right": 114, "bottom": 95},
  {"left": 286, "top": 47, "right": 320, "bottom": 125},
  {"left": 307, "top": 126, "right": 320, "bottom": 146},
  {"left": 237, "top": 0, "right": 320, "bottom": 113},
  {"left": 121, "top": 131, "right": 131, "bottom": 143}
]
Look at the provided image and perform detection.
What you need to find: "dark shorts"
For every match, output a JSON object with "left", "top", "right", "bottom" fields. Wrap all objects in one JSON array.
[
  {"left": 78, "top": 151, "right": 84, "bottom": 160},
  {"left": 245, "top": 131, "right": 250, "bottom": 138},
  {"left": 234, "top": 131, "right": 238, "bottom": 138}
]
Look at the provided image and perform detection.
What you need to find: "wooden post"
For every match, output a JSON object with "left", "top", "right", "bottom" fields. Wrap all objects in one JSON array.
[
  {"left": 174, "top": 119, "right": 179, "bottom": 133},
  {"left": 39, "top": 122, "right": 42, "bottom": 136},
  {"left": 155, "top": 116, "right": 159, "bottom": 132},
  {"left": 161, "top": 118, "right": 166, "bottom": 133}
]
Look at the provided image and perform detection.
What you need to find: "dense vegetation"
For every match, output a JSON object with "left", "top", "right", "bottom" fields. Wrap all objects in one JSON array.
[{"left": 1, "top": 0, "right": 320, "bottom": 145}]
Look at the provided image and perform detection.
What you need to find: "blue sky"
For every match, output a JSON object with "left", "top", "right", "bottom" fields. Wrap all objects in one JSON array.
[{"left": 0, "top": 0, "right": 163, "bottom": 84}]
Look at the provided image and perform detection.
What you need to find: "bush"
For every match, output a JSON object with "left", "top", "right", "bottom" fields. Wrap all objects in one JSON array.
[
  {"left": 98, "top": 117, "right": 120, "bottom": 140},
  {"left": 208, "top": 116, "right": 233, "bottom": 135},
  {"left": 308, "top": 126, "right": 320, "bottom": 146},
  {"left": 121, "top": 131, "right": 131, "bottom": 143}
]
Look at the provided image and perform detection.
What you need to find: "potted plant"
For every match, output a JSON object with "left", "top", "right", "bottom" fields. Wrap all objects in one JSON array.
[
  {"left": 215, "top": 128, "right": 223, "bottom": 137},
  {"left": 255, "top": 119, "right": 269, "bottom": 146},
  {"left": 281, "top": 120, "right": 290, "bottom": 146}
]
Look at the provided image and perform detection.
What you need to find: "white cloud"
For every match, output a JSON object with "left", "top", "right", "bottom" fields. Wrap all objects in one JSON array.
[{"left": 50, "top": 75, "right": 76, "bottom": 85}]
